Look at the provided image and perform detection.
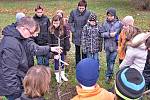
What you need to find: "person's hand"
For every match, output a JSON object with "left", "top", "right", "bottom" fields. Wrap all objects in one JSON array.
[
  {"left": 51, "top": 46, "right": 63, "bottom": 53},
  {"left": 110, "top": 32, "right": 116, "bottom": 37},
  {"left": 54, "top": 55, "right": 60, "bottom": 60}
]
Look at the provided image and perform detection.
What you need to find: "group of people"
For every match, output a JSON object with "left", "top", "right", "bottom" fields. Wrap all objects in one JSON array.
[{"left": 0, "top": 0, "right": 150, "bottom": 100}]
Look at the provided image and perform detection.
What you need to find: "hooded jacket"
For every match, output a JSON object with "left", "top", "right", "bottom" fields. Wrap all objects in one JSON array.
[
  {"left": 0, "top": 24, "right": 28, "bottom": 95},
  {"left": 119, "top": 33, "right": 148, "bottom": 73},
  {"left": 71, "top": 84, "right": 115, "bottom": 100},
  {"left": 16, "top": 93, "right": 45, "bottom": 100},
  {"left": 81, "top": 22, "right": 103, "bottom": 53},
  {"left": 0, "top": 23, "right": 50, "bottom": 95},
  {"left": 102, "top": 8, "right": 122, "bottom": 52}
]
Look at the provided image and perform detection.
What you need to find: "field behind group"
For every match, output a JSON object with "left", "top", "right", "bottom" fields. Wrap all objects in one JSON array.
[{"left": 0, "top": 0, "right": 150, "bottom": 100}]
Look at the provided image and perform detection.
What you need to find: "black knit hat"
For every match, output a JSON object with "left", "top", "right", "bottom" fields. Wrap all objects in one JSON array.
[
  {"left": 115, "top": 67, "right": 145, "bottom": 100},
  {"left": 107, "top": 7, "right": 116, "bottom": 16},
  {"left": 88, "top": 13, "right": 97, "bottom": 21}
]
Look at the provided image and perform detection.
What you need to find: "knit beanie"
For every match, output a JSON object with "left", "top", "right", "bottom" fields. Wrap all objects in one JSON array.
[
  {"left": 107, "top": 7, "right": 116, "bottom": 16},
  {"left": 88, "top": 13, "right": 97, "bottom": 21},
  {"left": 122, "top": 16, "right": 134, "bottom": 26},
  {"left": 115, "top": 67, "right": 145, "bottom": 100},
  {"left": 76, "top": 58, "right": 99, "bottom": 87},
  {"left": 16, "top": 12, "right": 25, "bottom": 22}
]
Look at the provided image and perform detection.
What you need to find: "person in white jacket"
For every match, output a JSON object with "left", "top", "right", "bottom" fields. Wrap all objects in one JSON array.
[{"left": 119, "top": 26, "right": 150, "bottom": 73}]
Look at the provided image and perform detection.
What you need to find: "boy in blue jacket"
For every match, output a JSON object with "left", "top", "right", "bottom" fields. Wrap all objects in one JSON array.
[{"left": 102, "top": 8, "right": 122, "bottom": 83}]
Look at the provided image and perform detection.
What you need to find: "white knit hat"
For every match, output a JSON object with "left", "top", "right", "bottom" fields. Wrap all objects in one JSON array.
[
  {"left": 122, "top": 16, "right": 134, "bottom": 26},
  {"left": 16, "top": 12, "right": 25, "bottom": 22}
]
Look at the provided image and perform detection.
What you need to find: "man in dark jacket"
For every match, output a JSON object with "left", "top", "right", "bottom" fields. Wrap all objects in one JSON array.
[
  {"left": 33, "top": 4, "right": 50, "bottom": 66},
  {"left": 0, "top": 17, "right": 61, "bottom": 100},
  {"left": 68, "top": 0, "right": 90, "bottom": 65}
]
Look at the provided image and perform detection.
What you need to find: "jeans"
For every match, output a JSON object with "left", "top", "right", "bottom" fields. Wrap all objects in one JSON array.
[
  {"left": 87, "top": 52, "right": 100, "bottom": 66},
  {"left": 54, "top": 53, "right": 65, "bottom": 71},
  {"left": 36, "top": 54, "right": 50, "bottom": 67},
  {"left": 105, "top": 50, "right": 117, "bottom": 78},
  {"left": 75, "top": 45, "right": 87, "bottom": 65}
]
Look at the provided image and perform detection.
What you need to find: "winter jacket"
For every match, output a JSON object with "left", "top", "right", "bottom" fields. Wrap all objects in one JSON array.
[
  {"left": 81, "top": 23, "right": 103, "bottom": 53},
  {"left": 48, "top": 26, "right": 70, "bottom": 55},
  {"left": 68, "top": 8, "right": 90, "bottom": 46},
  {"left": 71, "top": 84, "right": 115, "bottom": 100},
  {"left": 102, "top": 19, "right": 121, "bottom": 52},
  {"left": 143, "top": 50, "right": 150, "bottom": 84},
  {"left": 33, "top": 15, "right": 50, "bottom": 45},
  {"left": 0, "top": 23, "right": 50, "bottom": 96},
  {"left": 22, "top": 37, "right": 50, "bottom": 67},
  {"left": 119, "top": 33, "right": 148, "bottom": 73},
  {"left": 118, "top": 30, "right": 127, "bottom": 60},
  {"left": 16, "top": 93, "right": 45, "bottom": 100}
]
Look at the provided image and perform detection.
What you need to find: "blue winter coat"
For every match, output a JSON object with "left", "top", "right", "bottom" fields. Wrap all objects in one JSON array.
[{"left": 102, "top": 19, "right": 121, "bottom": 52}]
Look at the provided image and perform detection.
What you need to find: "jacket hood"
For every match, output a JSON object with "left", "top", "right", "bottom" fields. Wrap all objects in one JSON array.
[
  {"left": 17, "top": 93, "right": 45, "bottom": 100},
  {"left": 76, "top": 84, "right": 101, "bottom": 97},
  {"left": 2, "top": 23, "right": 24, "bottom": 39}
]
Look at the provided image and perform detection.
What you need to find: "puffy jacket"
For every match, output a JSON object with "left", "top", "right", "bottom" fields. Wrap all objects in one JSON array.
[
  {"left": 16, "top": 93, "right": 45, "bottom": 100},
  {"left": 102, "top": 19, "right": 121, "bottom": 52},
  {"left": 0, "top": 23, "right": 50, "bottom": 95},
  {"left": 71, "top": 84, "right": 115, "bottom": 100},
  {"left": 81, "top": 23, "right": 103, "bottom": 53},
  {"left": 119, "top": 33, "right": 148, "bottom": 73}
]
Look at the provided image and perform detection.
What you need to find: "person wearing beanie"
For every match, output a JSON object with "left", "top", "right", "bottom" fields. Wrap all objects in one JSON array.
[
  {"left": 33, "top": 4, "right": 50, "bottom": 67},
  {"left": 16, "top": 12, "right": 25, "bottom": 22},
  {"left": 68, "top": 0, "right": 91, "bottom": 65},
  {"left": 81, "top": 12, "right": 103, "bottom": 67},
  {"left": 115, "top": 67, "right": 145, "bottom": 100},
  {"left": 71, "top": 58, "right": 115, "bottom": 100},
  {"left": 101, "top": 7, "right": 122, "bottom": 83},
  {"left": 118, "top": 16, "right": 134, "bottom": 64}
]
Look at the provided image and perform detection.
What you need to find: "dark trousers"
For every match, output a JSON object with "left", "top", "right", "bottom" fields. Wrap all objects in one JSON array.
[
  {"left": 75, "top": 45, "right": 87, "bottom": 65},
  {"left": 54, "top": 53, "right": 65, "bottom": 71}
]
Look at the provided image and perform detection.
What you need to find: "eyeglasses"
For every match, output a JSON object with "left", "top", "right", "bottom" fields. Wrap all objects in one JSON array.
[{"left": 25, "top": 28, "right": 35, "bottom": 35}]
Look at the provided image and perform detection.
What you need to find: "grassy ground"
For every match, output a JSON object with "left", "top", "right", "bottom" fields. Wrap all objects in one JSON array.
[{"left": 0, "top": 0, "right": 150, "bottom": 100}]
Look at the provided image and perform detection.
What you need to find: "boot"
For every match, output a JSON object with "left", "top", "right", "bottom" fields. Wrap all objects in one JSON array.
[
  {"left": 55, "top": 72, "right": 62, "bottom": 83},
  {"left": 61, "top": 71, "right": 68, "bottom": 82}
]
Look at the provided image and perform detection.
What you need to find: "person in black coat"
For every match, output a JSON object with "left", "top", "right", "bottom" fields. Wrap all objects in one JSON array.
[
  {"left": 0, "top": 17, "right": 61, "bottom": 100},
  {"left": 33, "top": 4, "right": 50, "bottom": 66},
  {"left": 143, "top": 36, "right": 150, "bottom": 90}
]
